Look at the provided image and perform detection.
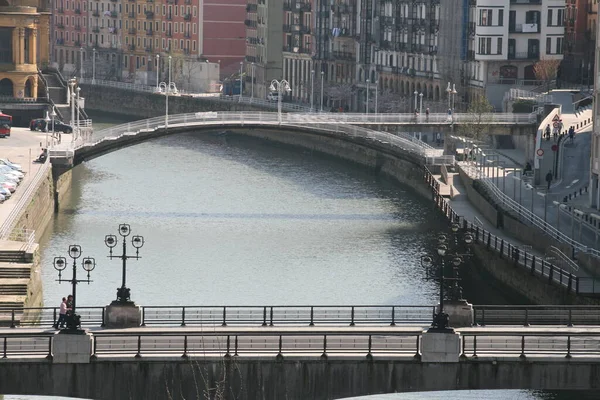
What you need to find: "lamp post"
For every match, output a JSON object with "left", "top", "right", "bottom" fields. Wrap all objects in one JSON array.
[
  {"left": 269, "top": 79, "right": 291, "bottom": 123},
  {"left": 366, "top": 79, "right": 370, "bottom": 114},
  {"left": 251, "top": 62, "right": 255, "bottom": 101},
  {"left": 239, "top": 61, "right": 243, "bottom": 102},
  {"left": 155, "top": 54, "right": 160, "bottom": 90},
  {"left": 375, "top": 80, "right": 378, "bottom": 114},
  {"left": 421, "top": 223, "right": 473, "bottom": 332},
  {"left": 79, "top": 47, "right": 84, "bottom": 80},
  {"left": 537, "top": 192, "right": 548, "bottom": 225},
  {"left": 451, "top": 84, "right": 458, "bottom": 114},
  {"left": 50, "top": 108, "right": 57, "bottom": 144},
  {"left": 92, "top": 48, "right": 96, "bottom": 84},
  {"left": 69, "top": 78, "right": 76, "bottom": 141},
  {"left": 320, "top": 71, "right": 324, "bottom": 112},
  {"left": 53, "top": 245, "right": 96, "bottom": 332},
  {"left": 446, "top": 82, "right": 452, "bottom": 110},
  {"left": 413, "top": 90, "right": 418, "bottom": 112},
  {"left": 419, "top": 92, "right": 423, "bottom": 118},
  {"left": 310, "top": 69, "right": 315, "bottom": 112},
  {"left": 105, "top": 224, "right": 144, "bottom": 304},
  {"left": 76, "top": 87, "right": 81, "bottom": 139},
  {"left": 44, "top": 112, "right": 50, "bottom": 148}
]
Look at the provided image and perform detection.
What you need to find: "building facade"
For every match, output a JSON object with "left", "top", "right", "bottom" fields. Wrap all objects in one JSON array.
[
  {"left": 0, "top": 0, "right": 51, "bottom": 99},
  {"left": 591, "top": 13, "right": 600, "bottom": 210},
  {"left": 245, "top": 0, "right": 283, "bottom": 100}
]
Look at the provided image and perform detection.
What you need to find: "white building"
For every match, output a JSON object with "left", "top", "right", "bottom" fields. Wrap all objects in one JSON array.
[
  {"left": 466, "top": 0, "right": 564, "bottom": 106},
  {"left": 591, "top": 17, "right": 600, "bottom": 210}
]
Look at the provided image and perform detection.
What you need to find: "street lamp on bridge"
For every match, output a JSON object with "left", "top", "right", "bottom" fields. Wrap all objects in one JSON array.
[
  {"left": 53, "top": 245, "right": 96, "bottom": 332},
  {"left": 105, "top": 224, "right": 144, "bottom": 304},
  {"left": 269, "top": 79, "right": 291, "bottom": 123},
  {"left": 157, "top": 55, "right": 173, "bottom": 128},
  {"left": 421, "top": 223, "right": 473, "bottom": 332}
]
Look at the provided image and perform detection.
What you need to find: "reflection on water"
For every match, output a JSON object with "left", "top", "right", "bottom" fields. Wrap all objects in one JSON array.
[{"left": 345, "top": 391, "right": 600, "bottom": 400}]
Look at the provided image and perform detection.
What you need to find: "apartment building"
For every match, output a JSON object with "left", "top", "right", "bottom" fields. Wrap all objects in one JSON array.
[
  {"left": 591, "top": 13, "right": 600, "bottom": 210},
  {"left": 560, "top": 0, "right": 591, "bottom": 84},
  {"left": 465, "top": 0, "right": 564, "bottom": 106},
  {"left": 53, "top": 0, "right": 90, "bottom": 71},
  {"left": 281, "top": 0, "right": 313, "bottom": 104},
  {"left": 202, "top": 0, "right": 246, "bottom": 77},
  {"left": 245, "top": 0, "right": 283, "bottom": 100},
  {"left": 372, "top": 0, "right": 442, "bottom": 105}
]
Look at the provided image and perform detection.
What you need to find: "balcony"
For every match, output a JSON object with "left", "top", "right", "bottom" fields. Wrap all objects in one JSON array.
[
  {"left": 509, "top": 23, "right": 540, "bottom": 33},
  {"left": 146, "top": 29, "right": 153, "bottom": 35},
  {"left": 110, "top": 10, "right": 118, "bottom": 17},
  {"left": 184, "top": 0, "right": 190, "bottom": 3},
  {"left": 74, "top": 40, "right": 81, "bottom": 46},
  {"left": 184, "top": 31, "right": 191, "bottom": 38},
  {"left": 129, "top": 28, "right": 136, "bottom": 34},
  {"left": 74, "top": 8, "right": 81, "bottom": 14},
  {"left": 145, "top": 10, "right": 154, "bottom": 19},
  {"left": 510, "top": 0, "right": 541, "bottom": 3},
  {"left": 74, "top": 24, "right": 81, "bottom": 30},
  {"left": 57, "top": 23, "right": 65, "bottom": 29},
  {"left": 332, "top": 51, "right": 354, "bottom": 61},
  {"left": 92, "top": 10, "right": 99, "bottom": 16},
  {"left": 128, "top": 11, "right": 135, "bottom": 18},
  {"left": 129, "top": 44, "right": 136, "bottom": 51},
  {"left": 507, "top": 51, "right": 540, "bottom": 60},
  {"left": 56, "top": 38, "right": 64, "bottom": 45},
  {"left": 166, "top": 14, "right": 172, "bottom": 20},
  {"left": 57, "top": 7, "right": 64, "bottom": 13},
  {"left": 246, "top": 3, "right": 257, "bottom": 12},
  {"left": 183, "top": 13, "right": 191, "bottom": 20},
  {"left": 145, "top": 46, "right": 153, "bottom": 52},
  {"left": 166, "top": 30, "right": 172, "bottom": 37},
  {"left": 92, "top": 27, "right": 100, "bottom": 33}
]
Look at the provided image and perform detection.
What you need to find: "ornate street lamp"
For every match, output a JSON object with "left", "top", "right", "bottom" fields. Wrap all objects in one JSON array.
[
  {"left": 53, "top": 245, "right": 96, "bottom": 332},
  {"left": 366, "top": 79, "right": 370, "bottom": 114},
  {"left": 269, "top": 79, "right": 291, "bottom": 123},
  {"left": 421, "top": 223, "right": 473, "bottom": 332},
  {"left": 311, "top": 69, "right": 315, "bottom": 112},
  {"left": 105, "top": 223, "right": 144, "bottom": 304}
]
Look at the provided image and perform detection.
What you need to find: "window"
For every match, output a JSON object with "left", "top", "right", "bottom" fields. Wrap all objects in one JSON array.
[
  {"left": 478, "top": 37, "right": 491, "bottom": 54},
  {"left": 546, "top": 37, "right": 552, "bottom": 54},
  {"left": 498, "top": 9, "right": 503, "bottom": 26},
  {"left": 556, "top": 37, "right": 563, "bottom": 53},
  {"left": 479, "top": 9, "right": 492, "bottom": 26},
  {"left": 192, "top": 40, "right": 196, "bottom": 51},
  {"left": 497, "top": 37, "right": 502, "bottom": 54},
  {"left": 557, "top": 9, "right": 564, "bottom": 26},
  {"left": 124, "top": 55, "right": 128, "bottom": 68},
  {"left": 547, "top": 9, "right": 553, "bottom": 26}
]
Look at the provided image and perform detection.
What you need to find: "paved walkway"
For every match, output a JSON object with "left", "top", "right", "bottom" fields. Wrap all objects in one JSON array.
[{"left": 0, "top": 127, "right": 49, "bottom": 233}]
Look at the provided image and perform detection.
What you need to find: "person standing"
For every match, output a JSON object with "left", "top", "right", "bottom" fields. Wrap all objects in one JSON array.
[
  {"left": 545, "top": 124, "right": 551, "bottom": 141},
  {"left": 54, "top": 297, "right": 67, "bottom": 329},
  {"left": 546, "top": 170, "right": 553, "bottom": 190}
]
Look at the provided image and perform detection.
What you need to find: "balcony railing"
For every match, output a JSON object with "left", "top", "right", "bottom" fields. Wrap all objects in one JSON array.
[
  {"left": 74, "top": 40, "right": 81, "bottom": 46},
  {"left": 74, "top": 8, "right": 81, "bottom": 14},
  {"left": 145, "top": 11, "right": 154, "bottom": 19},
  {"left": 146, "top": 29, "right": 153, "bottom": 35},
  {"left": 74, "top": 25, "right": 81, "bottom": 30},
  {"left": 128, "top": 11, "right": 135, "bottom": 18},
  {"left": 56, "top": 38, "right": 64, "bottom": 45},
  {"left": 128, "top": 28, "right": 136, "bottom": 34},
  {"left": 166, "top": 13, "right": 172, "bottom": 20},
  {"left": 145, "top": 46, "right": 153, "bottom": 52},
  {"left": 92, "top": 10, "right": 99, "bottom": 16},
  {"left": 56, "top": 23, "right": 65, "bottom": 29},
  {"left": 129, "top": 44, "right": 136, "bottom": 51},
  {"left": 110, "top": 10, "right": 118, "bottom": 17},
  {"left": 166, "top": 30, "right": 172, "bottom": 37},
  {"left": 57, "top": 7, "right": 64, "bottom": 13},
  {"left": 183, "top": 13, "right": 191, "bottom": 20},
  {"left": 507, "top": 51, "right": 540, "bottom": 60},
  {"left": 246, "top": 4, "right": 257, "bottom": 12},
  {"left": 92, "top": 27, "right": 100, "bottom": 33},
  {"left": 509, "top": 23, "right": 540, "bottom": 33},
  {"left": 184, "top": 32, "right": 191, "bottom": 38}
]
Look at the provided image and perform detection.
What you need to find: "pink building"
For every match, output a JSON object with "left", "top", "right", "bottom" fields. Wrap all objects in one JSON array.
[{"left": 201, "top": 0, "right": 246, "bottom": 77}]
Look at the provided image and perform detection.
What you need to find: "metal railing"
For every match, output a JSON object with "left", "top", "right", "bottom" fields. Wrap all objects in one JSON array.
[
  {"left": 461, "top": 331, "right": 600, "bottom": 358},
  {"left": 8, "top": 228, "right": 36, "bottom": 252},
  {"left": 0, "top": 306, "right": 105, "bottom": 328},
  {"left": 0, "top": 333, "right": 53, "bottom": 359},
  {"left": 0, "top": 162, "right": 51, "bottom": 240},
  {"left": 140, "top": 305, "right": 435, "bottom": 327},
  {"left": 424, "top": 167, "right": 586, "bottom": 294},
  {"left": 473, "top": 305, "right": 600, "bottom": 326},
  {"left": 91, "top": 329, "right": 423, "bottom": 358},
  {"left": 51, "top": 112, "right": 446, "bottom": 161}
]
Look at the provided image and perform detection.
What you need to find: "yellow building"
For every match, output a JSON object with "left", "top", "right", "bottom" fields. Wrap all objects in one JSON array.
[{"left": 0, "top": 0, "right": 50, "bottom": 99}]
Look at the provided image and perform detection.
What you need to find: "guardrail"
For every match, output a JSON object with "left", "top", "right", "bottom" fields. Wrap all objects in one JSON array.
[
  {"left": 0, "top": 162, "right": 51, "bottom": 240},
  {"left": 52, "top": 112, "right": 446, "bottom": 161},
  {"left": 0, "top": 306, "right": 105, "bottom": 328},
  {"left": 424, "top": 167, "right": 586, "bottom": 294},
  {"left": 0, "top": 333, "right": 53, "bottom": 359},
  {"left": 473, "top": 305, "right": 600, "bottom": 326}
]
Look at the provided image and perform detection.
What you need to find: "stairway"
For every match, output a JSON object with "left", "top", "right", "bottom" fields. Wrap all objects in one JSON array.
[
  {"left": 41, "top": 69, "right": 90, "bottom": 122},
  {"left": 0, "top": 263, "right": 32, "bottom": 326},
  {"left": 0, "top": 263, "right": 31, "bottom": 279},
  {"left": 0, "top": 250, "right": 28, "bottom": 263}
]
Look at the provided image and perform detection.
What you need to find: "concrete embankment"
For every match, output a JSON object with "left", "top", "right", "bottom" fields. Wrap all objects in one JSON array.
[{"left": 0, "top": 166, "right": 72, "bottom": 317}]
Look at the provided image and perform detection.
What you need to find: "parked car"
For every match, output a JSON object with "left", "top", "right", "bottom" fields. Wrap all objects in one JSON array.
[
  {"left": 0, "top": 193, "right": 5, "bottom": 203},
  {"left": 0, "top": 181, "right": 16, "bottom": 192},
  {"left": 267, "top": 92, "right": 280, "bottom": 102},
  {"left": 0, "top": 166, "right": 23, "bottom": 180},
  {"left": 0, "top": 174, "right": 19, "bottom": 185},
  {"left": 29, "top": 118, "right": 73, "bottom": 133},
  {"left": 0, "top": 159, "right": 23, "bottom": 172},
  {"left": 0, "top": 186, "right": 11, "bottom": 199}
]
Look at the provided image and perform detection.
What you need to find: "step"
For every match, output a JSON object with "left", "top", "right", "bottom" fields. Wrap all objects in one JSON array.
[{"left": 0, "top": 270, "right": 31, "bottom": 279}]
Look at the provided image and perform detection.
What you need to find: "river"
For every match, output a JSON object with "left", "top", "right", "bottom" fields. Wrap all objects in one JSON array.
[{"left": 14, "top": 111, "right": 597, "bottom": 399}]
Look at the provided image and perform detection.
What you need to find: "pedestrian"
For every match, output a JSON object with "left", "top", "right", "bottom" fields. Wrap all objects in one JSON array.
[
  {"left": 425, "top": 107, "right": 430, "bottom": 120},
  {"left": 436, "top": 132, "right": 441, "bottom": 146},
  {"left": 545, "top": 124, "right": 551, "bottom": 140},
  {"left": 558, "top": 120, "right": 564, "bottom": 134},
  {"left": 545, "top": 170, "right": 553, "bottom": 190},
  {"left": 54, "top": 297, "right": 68, "bottom": 329},
  {"left": 553, "top": 126, "right": 558, "bottom": 141},
  {"left": 568, "top": 126, "right": 575, "bottom": 143}
]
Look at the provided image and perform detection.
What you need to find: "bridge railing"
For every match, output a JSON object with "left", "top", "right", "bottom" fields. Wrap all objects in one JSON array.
[
  {"left": 140, "top": 305, "right": 436, "bottom": 327},
  {"left": 424, "top": 167, "right": 584, "bottom": 294},
  {"left": 0, "top": 306, "right": 106, "bottom": 328},
  {"left": 0, "top": 332, "right": 52, "bottom": 359},
  {"left": 473, "top": 305, "right": 600, "bottom": 326},
  {"left": 91, "top": 329, "right": 423, "bottom": 359},
  {"left": 56, "top": 112, "right": 444, "bottom": 161}
]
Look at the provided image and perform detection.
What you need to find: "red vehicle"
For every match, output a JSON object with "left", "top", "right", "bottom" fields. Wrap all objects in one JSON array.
[{"left": 0, "top": 112, "right": 12, "bottom": 138}]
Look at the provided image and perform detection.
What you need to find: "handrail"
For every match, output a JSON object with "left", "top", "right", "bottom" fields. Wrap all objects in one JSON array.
[
  {"left": 0, "top": 162, "right": 51, "bottom": 240},
  {"left": 545, "top": 246, "right": 579, "bottom": 272}
]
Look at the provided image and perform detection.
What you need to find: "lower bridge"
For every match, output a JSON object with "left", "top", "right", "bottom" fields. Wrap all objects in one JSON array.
[{"left": 1, "top": 319, "right": 600, "bottom": 399}]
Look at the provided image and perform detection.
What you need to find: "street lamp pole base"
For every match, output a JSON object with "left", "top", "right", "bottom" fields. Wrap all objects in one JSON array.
[{"left": 105, "top": 302, "right": 141, "bottom": 329}]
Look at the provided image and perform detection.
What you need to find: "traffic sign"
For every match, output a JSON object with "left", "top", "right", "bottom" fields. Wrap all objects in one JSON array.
[
  {"left": 551, "top": 144, "right": 558, "bottom": 152},
  {"left": 553, "top": 121, "right": 559, "bottom": 128},
  {"left": 536, "top": 148, "right": 545, "bottom": 156},
  {"left": 552, "top": 115, "right": 560, "bottom": 121}
]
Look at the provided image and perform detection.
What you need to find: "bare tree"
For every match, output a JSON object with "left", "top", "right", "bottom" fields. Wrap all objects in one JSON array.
[
  {"left": 533, "top": 59, "right": 561, "bottom": 92},
  {"left": 325, "top": 83, "right": 354, "bottom": 111},
  {"left": 367, "top": 90, "right": 407, "bottom": 113},
  {"left": 458, "top": 94, "right": 494, "bottom": 141}
]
